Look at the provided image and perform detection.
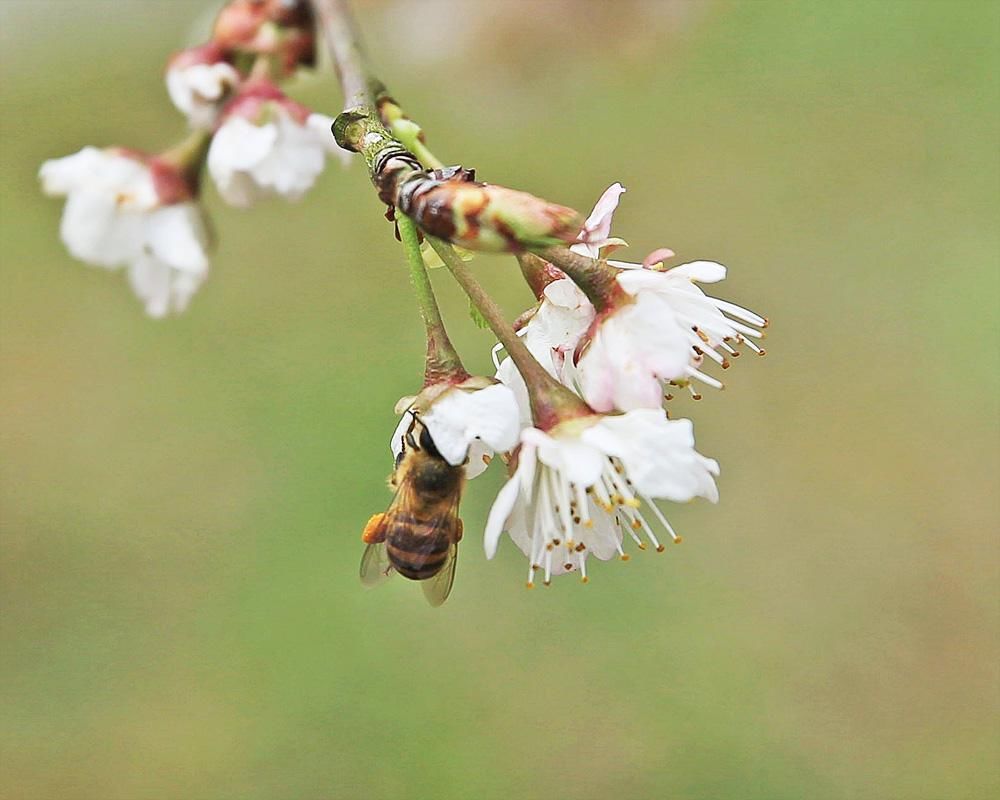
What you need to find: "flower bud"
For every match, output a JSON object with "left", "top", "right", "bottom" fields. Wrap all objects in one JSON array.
[
  {"left": 397, "top": 169, "right": 585, "bottom": 253},
  {"left": 212, "top": 0, "right": 315, "bottom": 76},
  {"left": 166, "top": 43, "right": 241, "bottom": 130}
]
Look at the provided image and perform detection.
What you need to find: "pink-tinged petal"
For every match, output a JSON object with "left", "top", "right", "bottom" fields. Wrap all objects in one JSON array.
[
  {"left": 581, "top": 182, "right": 626, "bottom": 243},
  {"left": 642, "top": 248, "right": 676, "bottom": 269}
]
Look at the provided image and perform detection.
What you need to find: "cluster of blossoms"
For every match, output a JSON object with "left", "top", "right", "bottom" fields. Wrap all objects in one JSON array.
[
  {"left": 39, "top": 0, "right": 348, "bottom": 317},
  {"left": 393, "top": 185, "right": 766, "bottom": 587},
  {"left": 41, "top": 0, "right": 768, "bottom": 597}
]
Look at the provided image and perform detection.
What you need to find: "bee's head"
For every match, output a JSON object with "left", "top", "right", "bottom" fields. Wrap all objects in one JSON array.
[
  {"left": 418, "top": 424, "right": 442, "bottom": 459},
  {"left": 401, "top": 415, "right": 443, "bottom": 462}
]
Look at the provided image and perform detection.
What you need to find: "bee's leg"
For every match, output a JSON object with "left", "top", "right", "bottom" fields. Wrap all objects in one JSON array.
[
  {"left": 404, "top": 412, "right": 419, "bottom": 452},
  {"left": 455, "top": 518, "right": 464, "bottom": 543},
  {"left": 362, "top": 512, "right": 388, "bottom": 544}
]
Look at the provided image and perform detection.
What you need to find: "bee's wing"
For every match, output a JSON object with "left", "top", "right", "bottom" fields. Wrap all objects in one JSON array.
[
  {"left": 359, "top": 540, "right": 395, "bottom": 587},
  {"left": 421, "top": 541, "right": 458, "bottom": 607}
]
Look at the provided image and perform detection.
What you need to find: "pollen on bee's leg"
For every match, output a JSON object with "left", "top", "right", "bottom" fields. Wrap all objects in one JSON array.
[{"left": 361, "top": 513, "right": 387, "bottom": 543}]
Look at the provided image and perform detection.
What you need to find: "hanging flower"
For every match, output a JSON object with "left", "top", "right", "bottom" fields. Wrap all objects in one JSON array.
[
  {"left": 390, "top": 377, "right": 522, "bottom": 479},
  {"left": 207, "top": 79, "right": 348, "bottom": 207},
  {"left": 574, "top": 258, "right": 767, "bottom": 410},
  {"left": 484, "top": 409, "right": 718, "bottom": 586},
  {"left": 166, "top": 43, "right": 241, "bottom": 130},
  {"left": 39, "top": 143, "right": 210, "bottom": 318},
  {"left": 533, "top": 182, "right": 767, "bottom": 410}
]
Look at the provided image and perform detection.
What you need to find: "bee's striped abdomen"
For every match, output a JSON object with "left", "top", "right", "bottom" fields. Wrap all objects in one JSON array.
[{"left": 385, "top": 511, "right": 451, "bottom": 581}]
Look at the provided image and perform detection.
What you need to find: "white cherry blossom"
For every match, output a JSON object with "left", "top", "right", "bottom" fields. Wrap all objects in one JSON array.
[
  {"left": 207, "top": 80, "right": 348, "bottom": 207},
  {"left": 39, "top": 147, "right": 209, "bottom": 318},
  {"left": 560, "top": 181, "right": 768, "bottom": 410},
  {"left": 484, "top": 409, "right": 719, "bottom": 585}
]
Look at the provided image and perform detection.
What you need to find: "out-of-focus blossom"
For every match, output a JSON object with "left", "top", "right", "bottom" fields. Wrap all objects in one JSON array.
[
  {"left": 212, "top": 0, "right": 315, "bottom": 76},
  {"left": 207, "top": 79, "right": 348, "bottom": 207},
  {"left": 166, "top": 43, "right": 241, "bottom": 130},
  {"left": 39, "top": 146, "right": 209, "bottom": 318}
]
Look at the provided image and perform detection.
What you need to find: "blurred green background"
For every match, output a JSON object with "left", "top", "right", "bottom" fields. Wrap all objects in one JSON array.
[{"left": 2, "top": 1, "right": 998, "bottom": 798}]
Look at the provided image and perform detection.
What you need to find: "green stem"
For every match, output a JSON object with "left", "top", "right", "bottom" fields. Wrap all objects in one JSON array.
[
  {"left": 155, "top": 128, "right": 211, "bottom": 199},
  {"left": 380, "top": 99, "right": 445, "bottom": 170},
  {"left": 158, "top": 128, "right": 210, "bottom": 173},
  {"left": 429, "top": 238, "right": 591, "bottom": 430},
  {"left": 397, "top": 217, "right": 467, "bottom": 385}
]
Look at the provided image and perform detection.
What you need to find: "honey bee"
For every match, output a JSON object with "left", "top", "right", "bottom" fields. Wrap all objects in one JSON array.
[{"left": 359, "top": 414, "right": 464, "bottom": 606}]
